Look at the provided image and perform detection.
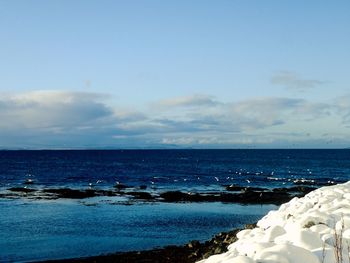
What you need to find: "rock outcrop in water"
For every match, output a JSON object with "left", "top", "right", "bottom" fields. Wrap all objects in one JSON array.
[{"left": 3, "top": 185, "right": 318, "bottom": 205}]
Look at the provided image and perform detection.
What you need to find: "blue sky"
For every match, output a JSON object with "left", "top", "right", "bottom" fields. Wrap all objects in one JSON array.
[{"left": 0, "top": 0, "right": 350, "bottom": 148}]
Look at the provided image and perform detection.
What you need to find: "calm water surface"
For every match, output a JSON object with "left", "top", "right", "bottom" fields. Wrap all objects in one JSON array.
[
  {"left": 1, "top": 149, "right": 349, "bottom": 262},
  {"left": 0, "top": 198, "right": 275, "bottom": 262}
]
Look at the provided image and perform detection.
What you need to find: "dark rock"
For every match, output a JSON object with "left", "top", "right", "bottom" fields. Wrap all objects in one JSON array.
[
  {"left": 255, "top": 191, "right": 291, "bottom": 204},
  {"left": 187, "top": 240, "right": 200, "bottom": 249},
  {"left": 158, "top": 190, "right": 293, "bottom": 205},
  {"left": 321, "top": 181, "right": 337, "bottom": 186},
  {"left": 160, "top": 191, "right": 188, "bottom": 202},
  {"left": 114, "top": 183, "right": 129, "bottom": 190},
  {"left": 3, "top": 182, "right": 313, "bottom": 206},
  {"left": 225, "top": 185, "right": 267, "bottom": 192},
  {"left": 42, "top": 188, "right": 97, "bottom": 199},
  {"left": 293, "top": 180, "right": 316, "bottom": 186},
  {"left": 8, "top": 187, "right": 36, "bottom": 193},
  {"left": 304, "top": 221, "right": 317, "bottom": 228},
  {"left": 272, "top": 187, "right": 289, "bottom": 193},
  {"left": 225, "top": 184, "right": 244, "bottom": 191},
  {"left": 288, "top": 186, "right": 316, "bottom": 194},
  {"left": 219, "top": 190, "right": 291, "bottom": 205},
  {"left": 213, "top": 246, "right": 224, "bottom": 254},
  {"left": 245, "top": 223, "right": 257, "bottom": 229},
  {"left": 139, "top": 185, "right": 147, "bottom": 190},
  {"left": 244, "top": 186, "right": 268, "bottom": 192},
  {"left": 273, "top": 186, "right": 316, "bottom": 194}
]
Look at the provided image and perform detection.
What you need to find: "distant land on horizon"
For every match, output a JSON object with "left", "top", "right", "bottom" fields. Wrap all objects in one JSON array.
[{"left": 0, "top": 147, "right": 349, "bottom": 151}]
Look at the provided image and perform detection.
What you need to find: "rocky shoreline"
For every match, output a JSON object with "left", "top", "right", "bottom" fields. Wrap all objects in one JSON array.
[
  {"left": 1, "top": 184, "right": 319, "bottom": 205},
  {"left": 35, "top": 223, "right": 257, "bottom": 263}
]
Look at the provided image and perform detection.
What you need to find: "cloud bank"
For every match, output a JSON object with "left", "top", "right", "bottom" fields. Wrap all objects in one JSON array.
[{"left": 0, "top": 91, "right": 349, "bottom": 148}]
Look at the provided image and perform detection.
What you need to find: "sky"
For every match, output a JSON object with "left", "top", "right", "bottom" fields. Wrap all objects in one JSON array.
[{"left": 0, "top": 0, "right": 350, "bottom": 149}]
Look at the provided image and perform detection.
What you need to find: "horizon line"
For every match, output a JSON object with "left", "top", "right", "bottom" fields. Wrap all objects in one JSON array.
[{"left": 0, "top": 147, "right": 349, "bottom": 151}]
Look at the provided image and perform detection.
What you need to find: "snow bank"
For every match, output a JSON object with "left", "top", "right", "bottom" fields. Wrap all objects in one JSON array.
[{"left": 198, "top": 181, "right": 350, "bottom": 263}]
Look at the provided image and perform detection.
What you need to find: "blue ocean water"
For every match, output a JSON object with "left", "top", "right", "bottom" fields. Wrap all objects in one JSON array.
[
  {"left": 0, "top": 149, "right": 349, "bottom": 262},
  {"left": 0, "top": 199, "right": 275, "bottom": 262},
  {"left": 0, "top": 149, "right": 349, "bottom": 191}
]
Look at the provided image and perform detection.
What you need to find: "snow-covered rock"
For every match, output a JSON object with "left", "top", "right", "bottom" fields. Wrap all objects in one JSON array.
[{"left": 198, "top": 181, "right": 350, "bottom": 263}]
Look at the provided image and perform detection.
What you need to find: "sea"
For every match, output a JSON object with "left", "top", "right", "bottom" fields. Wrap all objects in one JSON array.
[{"left": 0, "top": 149, "right": 349, "bottom": 262}]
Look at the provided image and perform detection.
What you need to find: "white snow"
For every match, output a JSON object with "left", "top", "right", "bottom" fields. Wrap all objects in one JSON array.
[{"left": 198, "top": 181, "right": 350, "bottom": 263}]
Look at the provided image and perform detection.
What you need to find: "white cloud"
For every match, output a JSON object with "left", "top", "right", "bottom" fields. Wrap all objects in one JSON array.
[
  {"left": 334, "top": 94, "right": 350, "bottom": 125},
  {"left": 271, "top": 71, "right": 327, "bottom": 91},
  {"left": 153, "top": 94, "right": 219, "bottom": 109},
  {"left": 228, "top": 97, "right": 330, "bottom": 129},
  {"left": 0, "top": 91, "right": 149, "bottom": 148},
  {"left": 0, "top": 90, "right": 348, "bottom": 148},
  {"left": 0, "top": 91, "right": 112, "bottom": 130}
]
